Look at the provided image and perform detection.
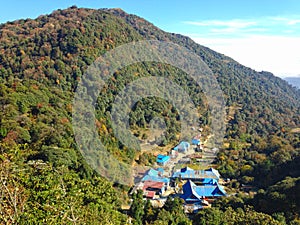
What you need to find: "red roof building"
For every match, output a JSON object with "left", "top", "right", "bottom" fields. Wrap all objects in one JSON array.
[{"left": 142, "top": 180, "right": 165, "bottom": 197}]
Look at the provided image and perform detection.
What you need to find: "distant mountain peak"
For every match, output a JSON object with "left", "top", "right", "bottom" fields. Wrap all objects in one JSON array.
[{"left": 284, "top": 76, "right": 300, "bottom": 89}]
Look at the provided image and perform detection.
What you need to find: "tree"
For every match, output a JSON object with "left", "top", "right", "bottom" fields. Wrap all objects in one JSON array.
[
  {"left": 129, "top": 190, "right": 144, "bottom": 225},
  {"left": 0, "top": 145, "right": 28, "bottom": 224},
  {"left": 163, "top": 196, "right": 184, "bottom": 213},
  {"left": 143, "top": 199, "right": 156, "bottom": 224}
]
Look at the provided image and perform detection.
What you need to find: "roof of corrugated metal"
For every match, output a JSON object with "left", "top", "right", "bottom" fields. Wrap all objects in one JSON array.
[
  {"left": 142, "top": 175, "right": 170, "bottom": 183},
  {"left": 143, "top": 180, "right": 164, "bottom": 189},
  {"left": 181, "top": 180, "right": 226, "bottom": 199},
  {"left": 156, "top": 154, "right": 170, "bottom": 163},
  {"left": 172, "top": 169, "right": 219, "bottom": 180}
]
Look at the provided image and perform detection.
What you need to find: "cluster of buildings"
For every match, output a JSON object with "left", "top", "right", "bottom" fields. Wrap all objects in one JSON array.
[
  {"left": 132, "top": 135, "right": 226, "bottom": 213},
  {"left": 173, "top": 166, "right": 226, "bottom": 212},
  {"left": 134, "top": 166, "right": 226, "bottom": 212},
  {"left": 134, "top": 168, "right": 169, "bottom": 199}
]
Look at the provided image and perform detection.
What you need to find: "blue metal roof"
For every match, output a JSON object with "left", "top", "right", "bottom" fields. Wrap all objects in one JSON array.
[
  {"left": 181, "top": 180, "right": 202, "bottom": 202},
  {"left": 205, "top": 168, "right": 220, "bottom": 179},
  {"left": 157, "top": 167, "right": 164, "bottom": 174},
  {"left": 156, "top": 155, "right": 170, "bottom": 163},
  {"left": 173, "top": 141, "right": 190, "bottom": 151},
  {"left": 147, "top": 168, "right": 159, "bottom": 177},
  {"left": 194, "top": 185, "right": 226, "bottom": 197},
  {"left": 172, "top": 167, "right": 219, "bottom": 180},
  {"left": 181, "top": 166, "right": 193, "bottom": 173},
  {"left": 141, "top": 168, "right": 169, "bottom": 184},
  {"left": 192, "top": 139, "right": 201, "bottom": 145},
  {"left": 181, "top": 180, "right": 226, "bottom": 199},
  {"left": 141, "top": 175, "right": 170, "bottom": 184}
]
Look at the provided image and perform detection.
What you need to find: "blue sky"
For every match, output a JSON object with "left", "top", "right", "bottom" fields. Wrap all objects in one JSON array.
[{"left": 0, "top": 0, "right": 299, "bottom": 77}]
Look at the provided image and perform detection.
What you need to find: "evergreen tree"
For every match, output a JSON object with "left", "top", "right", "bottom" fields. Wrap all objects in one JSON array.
[{"left": 129, "top": 190, "right": 144, "bottom": 225}]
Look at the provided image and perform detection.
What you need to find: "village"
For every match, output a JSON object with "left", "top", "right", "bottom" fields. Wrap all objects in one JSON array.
[{"left": 130, "top": 131, "right": 228, "bottom": 213}]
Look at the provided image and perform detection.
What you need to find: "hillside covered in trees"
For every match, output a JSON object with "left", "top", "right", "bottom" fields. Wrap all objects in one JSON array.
[{"left": 0, "top": 6, "right": 299, "bottom": 224}]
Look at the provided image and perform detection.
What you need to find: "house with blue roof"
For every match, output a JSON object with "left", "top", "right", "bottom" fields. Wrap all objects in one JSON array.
[
  {"left": 191, "top": 138, "right": 201, "bottom": 145},
  {"left": 173, "top": 141, "right": 190, "bottom": 153},
  {"left": 147, "top": 168, "right": 159, "bottom": 177},
  {"left": 156, "top": 154, "right": 170, "bottom": 166},
  {"left": 142, "top": 175, "right": 170, "bottom": 185},
  {"left": 172, "top": 167, "right": 220, "bottom": 182},
  {"left": 141, "top": 168, "right": 170, "bottom": 186},
  {"left": 180, "top": 180, "right": 203, "bottom": 204},
  {"left": 181, "top": 180, "right": 226, "bottom": 203},
  {"left": 192, "top": 134, "right": 201, "bottom": 145},
  {"left": 194, "top": 183, "right": 226, "bottom": 198}
]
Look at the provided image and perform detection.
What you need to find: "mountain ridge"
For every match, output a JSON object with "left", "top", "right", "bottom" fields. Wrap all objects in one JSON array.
[{"left": 0, "top": 6, "right": 299, "bottom": 176}]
